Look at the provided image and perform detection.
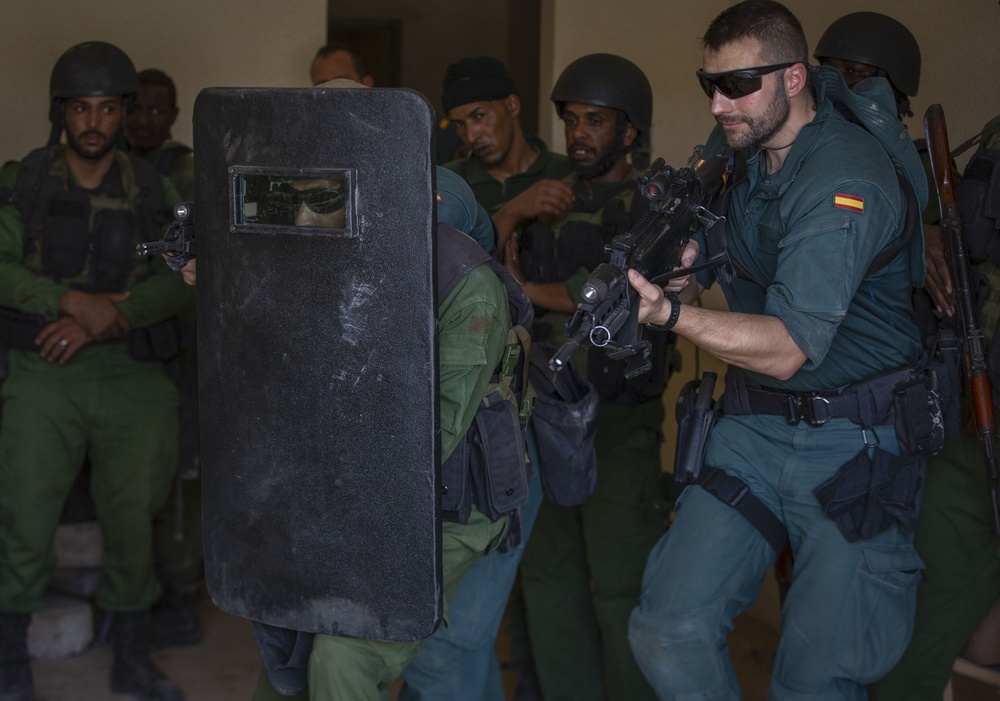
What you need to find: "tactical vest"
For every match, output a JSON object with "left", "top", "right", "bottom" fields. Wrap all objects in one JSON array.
[
  {"left": 437, "top": 223, "right": 533, "bottom": 539},
  {"left": 519, "top": 173, "right": 675, "bottom": 405},
  {"left": 0, "top": 145, "right": 176, "bottom": 358},
  {"left": 150, "top": 141, "right": 193, "bottom": 179},
  {"left": 960, "top": 135, "right": 1000, "bottom": 387},
  {"left": 12, "top": 145, "right": 168, "bottom": 294}
]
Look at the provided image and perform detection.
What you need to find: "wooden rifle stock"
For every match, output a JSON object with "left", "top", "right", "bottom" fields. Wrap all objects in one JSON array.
[{"left": 924, "top": 103, "right": 1000, "bottom": 551}]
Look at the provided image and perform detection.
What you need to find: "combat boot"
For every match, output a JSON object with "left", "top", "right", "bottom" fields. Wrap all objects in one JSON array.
[
  {"left": 151, "top": 586, "right": 201, "bottom": 649},
  {"left": 110, "top": 611, "right": 184, "bottom": 701},
  {"left": 0, "top": 612, "right": 34, "bottom": 701}
]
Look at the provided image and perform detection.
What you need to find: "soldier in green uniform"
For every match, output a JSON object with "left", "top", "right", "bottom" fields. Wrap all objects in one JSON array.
[
  {"left": 0, "top": 42, "right": 194, "bottom": 701},
  {"left": 871, "top": 113, "right": 1000, "bottom": 700},
  {"left": 440, "top": 56, "right": 575, "bottom": 697},
  {"left": 507, "top": 54, "right": 671, "bottom": 701},
  {"left": 125, "top": 67, "right": 202, "bottom": 649},
  {"left": 442, "top": 56, "right": 575, "bottom": 251},
  {"left": 126, "top": 69, "right": 195, "bottom": 202}
]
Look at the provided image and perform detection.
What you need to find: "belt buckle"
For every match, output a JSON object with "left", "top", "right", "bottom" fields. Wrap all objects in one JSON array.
[{"left": 784, "top": 394, "right": 831, "bottom": 426}]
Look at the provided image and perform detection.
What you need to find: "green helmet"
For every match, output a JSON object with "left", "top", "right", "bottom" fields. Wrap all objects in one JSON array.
[
  {"left": 814, "top": 12, "right": 920, "bottom": 97},
  {"left": 551, "top": 53, "right": 652, "bottom": 147}
]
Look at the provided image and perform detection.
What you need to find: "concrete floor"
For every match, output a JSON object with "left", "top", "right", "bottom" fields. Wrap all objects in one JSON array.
[
  {"left": 30, "top": 591, "right": 781, "bottom": 701},
  {"left": 29, "top": 590, "right": 1000, "bottom": 700}
]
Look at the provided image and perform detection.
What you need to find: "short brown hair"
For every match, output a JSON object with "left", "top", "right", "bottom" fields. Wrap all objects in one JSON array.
[{"left": 703, "top": 0, "right": 808, "bottom": 65}]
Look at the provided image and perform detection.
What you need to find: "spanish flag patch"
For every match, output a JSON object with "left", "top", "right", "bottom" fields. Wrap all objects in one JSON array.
[{"left": 834, "top": 193, "right": 865, "bottom": 213}]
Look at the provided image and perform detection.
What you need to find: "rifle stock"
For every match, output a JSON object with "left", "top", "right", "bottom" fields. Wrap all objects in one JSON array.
[{"left": 924, "top": 103, "right": 1000, "bottom": 551}]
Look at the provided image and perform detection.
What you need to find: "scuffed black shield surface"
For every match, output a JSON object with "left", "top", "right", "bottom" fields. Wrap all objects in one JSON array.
[{"left": 194, "top": 87, "right": 439, "bottom": 641}]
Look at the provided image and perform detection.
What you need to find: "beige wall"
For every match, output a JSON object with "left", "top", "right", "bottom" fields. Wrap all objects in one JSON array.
[
  {"left": 542, "top": 0, "right": 1000, "bottom": 170},
  {"left": 326, "top": 0, "right": 510, "bottom": 110},
  {"left": 0, "top": 0, "right": 326, "bottom": 163}
]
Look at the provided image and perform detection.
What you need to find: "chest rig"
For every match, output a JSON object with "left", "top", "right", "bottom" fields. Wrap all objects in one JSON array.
[{"left": 12, "top": 145, "right": 167, "bottom": 294}]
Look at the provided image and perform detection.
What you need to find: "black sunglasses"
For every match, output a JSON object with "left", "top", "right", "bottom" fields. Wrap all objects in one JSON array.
[
  {"left": 696, "top": 62, "right": 797, "bottom": 99},
  {"left": 267, "top": 182, "right": 346, "bottom": 214}
]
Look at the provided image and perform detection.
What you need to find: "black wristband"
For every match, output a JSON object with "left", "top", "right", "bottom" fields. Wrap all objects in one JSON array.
[{"left": 645, "top": 292, "right": 681, "bottom": 331}]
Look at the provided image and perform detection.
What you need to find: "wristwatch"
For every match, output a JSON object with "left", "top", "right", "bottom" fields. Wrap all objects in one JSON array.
[{"left": 645, "top": 292, "right": 681, "bottom": 331}]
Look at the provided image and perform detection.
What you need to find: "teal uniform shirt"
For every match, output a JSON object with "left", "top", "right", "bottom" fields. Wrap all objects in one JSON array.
[
  {"left": 444, "top": 132, "right": 573, "bottom": 215},
  {"left": 698, "top": 98, "right": 922, "bottom": 392},
  {"left": 629, "top": 92, "right": 928, "bottom": 701}
]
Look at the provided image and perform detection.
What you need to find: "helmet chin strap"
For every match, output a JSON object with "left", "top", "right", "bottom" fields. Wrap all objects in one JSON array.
[{"left": 47, "top": 99, "right": 63, "bottom": 146}]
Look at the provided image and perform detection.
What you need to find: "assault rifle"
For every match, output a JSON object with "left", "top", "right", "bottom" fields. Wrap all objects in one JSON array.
[
  {"left": 137, "top": 202, "right": 195, "bottom": 273},
  {"left": 924, "top": 103, "right": 1000, "bottom": 551},
  {"left": 549, "top": 154, "right": 730, "bottom": 376}
]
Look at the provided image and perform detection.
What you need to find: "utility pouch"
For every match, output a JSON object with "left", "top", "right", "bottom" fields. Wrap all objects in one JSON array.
[
  {"left": 892, "top": 364, "right": 950, "bottom": 456},
  {"left": 674, "top": 371, "right": 720, "bottom": 485},
  {"left": 91, "top": 208, "right": 136, "bottom": 293},
  {"left": 814, "top": 444, "right": 922, "bottom": 542},
  {"left": 40, "top": 192, "right": 90, "bottom": 279},
  {"left": 0, "top": 306, "right": 47, "bottom": 350},
  {"left": 529, "top": 341, "right": 599, "bottom": 507},
  {"left": 518, "top": 222, "right": 556, "bottom": 283},
  {"left": 468, "top": 393, "right": 530, "bottom": 522},
  {"left": 554, "top": 220, "right": 606, "bottom": 280},
  {"left": 128, "top": 318, "right": 181, "bottom": 362},
  {"left": 956, "top": 148, "right": 1000, "bottom": 265}
]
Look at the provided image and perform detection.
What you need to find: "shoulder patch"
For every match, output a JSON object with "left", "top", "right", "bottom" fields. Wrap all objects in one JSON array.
[{"left": 834, "top": 193, "right": 865, "bottom": 213}]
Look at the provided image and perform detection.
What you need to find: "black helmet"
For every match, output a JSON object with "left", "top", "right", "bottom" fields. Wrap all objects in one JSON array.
[
  {"left": 814, "top": 12, "right": 920, "bottom": 97},
  {"left": 551, "top": 54, "right": 652, "bottom": 146},
  {"left": 47, "top": 42, "right": 138, "bottom": 145},
  {"left": 50, "top": 41, "right": 138, "bottom": 101}
]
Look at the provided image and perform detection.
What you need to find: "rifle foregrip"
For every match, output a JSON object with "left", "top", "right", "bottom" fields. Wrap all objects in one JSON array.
[{"left": 971, "top": 376, "right": 997, "bottom": 432}]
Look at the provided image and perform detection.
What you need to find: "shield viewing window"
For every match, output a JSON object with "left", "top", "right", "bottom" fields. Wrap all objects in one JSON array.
[{"left": 230, "top": 167, "right": 356, "bottom": 235}]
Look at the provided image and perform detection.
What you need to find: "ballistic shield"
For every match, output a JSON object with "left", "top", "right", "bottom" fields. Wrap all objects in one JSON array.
[{"left": 194, "top": 86, "right": 439, "bottom": 641}]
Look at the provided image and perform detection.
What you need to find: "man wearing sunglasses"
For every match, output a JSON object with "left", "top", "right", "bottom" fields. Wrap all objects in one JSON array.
[{"left": 626, "top": 1, "right": 928, "bottom": 698}]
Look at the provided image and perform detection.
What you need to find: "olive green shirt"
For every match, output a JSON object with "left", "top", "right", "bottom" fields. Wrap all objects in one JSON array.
[
  {"left": 444, "top": 132, "right": 573, "bottom": 214},
  {"left": 439, "top": 264, "right": 511, "bottom": 461},
  {"left": 141, "top": 140, "right": 196, "bottom": 202},
  {"left": 0, "top": 148, "right": 194, "bottom": 329}
]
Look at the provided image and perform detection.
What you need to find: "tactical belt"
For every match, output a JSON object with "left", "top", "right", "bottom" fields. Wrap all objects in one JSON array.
[
  {"left": 691, "top": 363, "right": 921, "bottom": 556},
  {"left": 721, "top": 365, "right": 919, "bottom": 428}
]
